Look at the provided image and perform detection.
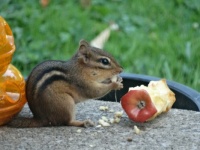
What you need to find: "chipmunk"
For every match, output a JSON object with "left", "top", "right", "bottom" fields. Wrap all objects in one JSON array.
[{"left": 9, "top": 40, "right": 123, "bottom": 128}]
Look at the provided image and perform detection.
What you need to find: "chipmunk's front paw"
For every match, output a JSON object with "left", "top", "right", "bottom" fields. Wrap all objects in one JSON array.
[
  {"left": 83, "top": 120, "right": 95, "bottom": 128},
  {"left": 114, "top": 82, "right": 123, "bottom": 90},
  {"left": 113, "top": 76, "right": 123, "bottom": 90}
]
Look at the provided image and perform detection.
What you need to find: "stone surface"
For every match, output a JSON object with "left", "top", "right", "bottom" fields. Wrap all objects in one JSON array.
[{"left": 0, "top": 100, "right": 200, "bottom": 150}]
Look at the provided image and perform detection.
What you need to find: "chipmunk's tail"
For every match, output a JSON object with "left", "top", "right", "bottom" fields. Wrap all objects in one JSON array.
[{"left": 7, "top": 117, "right": 47, "bottom": 128}]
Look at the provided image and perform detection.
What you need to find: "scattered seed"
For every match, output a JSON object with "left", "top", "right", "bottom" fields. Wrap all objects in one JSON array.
[
  {"left": 114, "top": 117, "right": 121, "bottom": 123},
  {"left": 89, "top": 144, "right": 95, "bottom": 148},
  {"left": 76, "top": 129, "right": 82, "bottom": 133},
  {"left": 110, "top": 118, "right": 115, "bottom": 124},
  {"left": 114, "top": 111, "right": 123, "bottom": 118},
  {"left": 99, "top": 106, "right": 109, "bottom": 111},
  {"left": 101, "top": 116, "right": 109, "bottom": 122},
  {"left": 134, "top": 125, "right": 141, "bottom": 134},
  {"left": 96, "top": 125, "right": 102, "bottom": 128},
  {"left": 98, "top": 119, "right": 110, "bottom": 127}
]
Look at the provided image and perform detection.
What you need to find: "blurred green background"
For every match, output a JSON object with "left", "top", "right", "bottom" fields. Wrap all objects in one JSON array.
[{"left": 1, "top": 0, "right": 199, "bottom": 91}]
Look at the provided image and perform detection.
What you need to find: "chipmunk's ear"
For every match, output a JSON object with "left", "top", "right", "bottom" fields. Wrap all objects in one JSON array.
[
  {"left": 78, "top": 40, "right": 91, "bottom": 63},
  {"left": 79, "top": 40, "right": 90, "bottom": 52}
]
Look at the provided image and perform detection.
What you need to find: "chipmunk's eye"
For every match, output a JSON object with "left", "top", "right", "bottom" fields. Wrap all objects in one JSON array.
[{"left": 99, "top": 58, "right": 110, "bottom": 65}]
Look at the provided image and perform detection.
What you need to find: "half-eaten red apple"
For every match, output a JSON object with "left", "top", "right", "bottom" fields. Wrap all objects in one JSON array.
[{"left": 121, "top": 89, "right": 157, "bottom": 123}]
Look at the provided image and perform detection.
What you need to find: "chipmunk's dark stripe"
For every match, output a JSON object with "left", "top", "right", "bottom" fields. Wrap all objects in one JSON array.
[
  {"left": 38, "top": 74, "right": 69, "bottom": 93},
  {"left": 28, "top": 61, "right": 67, "bottom": 91},
  {"left": 28, "top": 61, "right": 69, "bottom": 98},
  {"left": 35, "top": 64, "right": 66, "bottom": 84}
]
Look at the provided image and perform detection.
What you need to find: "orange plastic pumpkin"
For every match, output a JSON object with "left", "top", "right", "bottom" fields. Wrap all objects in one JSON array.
[{"left": 0, "top": 16, "right": 26, "bottom": 126}]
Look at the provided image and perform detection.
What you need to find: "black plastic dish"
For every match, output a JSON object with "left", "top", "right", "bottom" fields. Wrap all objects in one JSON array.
[{"left": 101, "top": 73, "right": 200, "bottom": 111}]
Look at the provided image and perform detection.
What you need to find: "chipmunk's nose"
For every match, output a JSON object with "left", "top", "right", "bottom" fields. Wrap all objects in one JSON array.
[{"left": 118, "top": 66, "right": 123, "bottom": 73}]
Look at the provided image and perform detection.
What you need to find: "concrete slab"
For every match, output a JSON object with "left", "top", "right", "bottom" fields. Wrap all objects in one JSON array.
[{"left": 0, "top": 100, "right": 200, "bottom": 150}]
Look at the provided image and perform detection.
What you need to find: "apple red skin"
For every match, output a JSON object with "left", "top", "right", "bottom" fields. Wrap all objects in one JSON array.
[{"left": 121, "top": 89, "right": 157, "bottom": 123}]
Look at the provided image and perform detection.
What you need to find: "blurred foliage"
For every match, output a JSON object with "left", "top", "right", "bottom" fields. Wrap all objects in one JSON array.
[{"left": 0, "top": 0, "right": 199, "bottom": 91}]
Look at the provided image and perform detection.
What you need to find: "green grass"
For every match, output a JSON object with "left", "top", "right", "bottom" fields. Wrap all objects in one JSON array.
[{"left": 1, "top": 0, "right": 200, "bottom": 91}]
